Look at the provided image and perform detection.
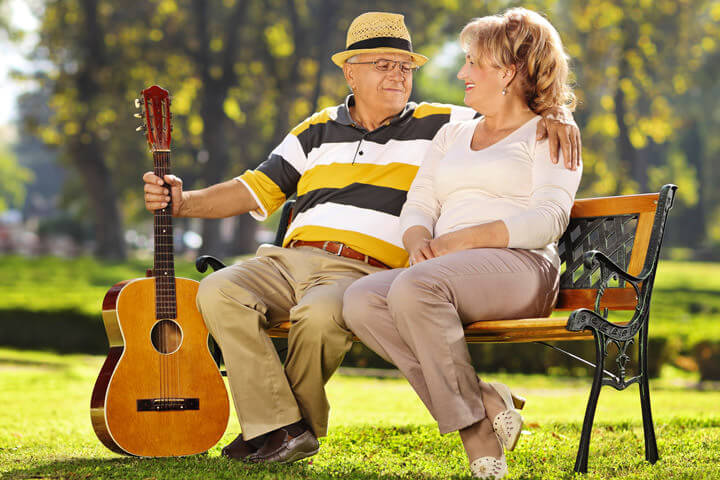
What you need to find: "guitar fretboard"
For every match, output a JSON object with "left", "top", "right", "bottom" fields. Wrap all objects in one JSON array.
[{"left": 153, "top": 151, "right": 176, "bottom": 320}]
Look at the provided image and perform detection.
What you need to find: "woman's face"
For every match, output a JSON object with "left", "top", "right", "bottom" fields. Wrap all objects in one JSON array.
[{"left": 457, "top": 53, "right": 506, "bottom": 113}]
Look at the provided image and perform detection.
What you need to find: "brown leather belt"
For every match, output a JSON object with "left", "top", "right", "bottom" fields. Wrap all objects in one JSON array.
[{"left": 289, "top": 240, "right": 390, "bottom": 269}]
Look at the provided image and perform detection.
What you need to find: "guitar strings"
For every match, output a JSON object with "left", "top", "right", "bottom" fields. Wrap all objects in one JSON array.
[{"left": 155, "top": 150, "right": 180, "bottom": 404}]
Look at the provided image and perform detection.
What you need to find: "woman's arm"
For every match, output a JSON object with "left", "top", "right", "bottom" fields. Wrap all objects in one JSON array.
[
  {"left": 399, "top": 125, "right": 451, "bottom": 255},
  {"left": 501, "top": 141, "right": 582, "bottom": 249}
]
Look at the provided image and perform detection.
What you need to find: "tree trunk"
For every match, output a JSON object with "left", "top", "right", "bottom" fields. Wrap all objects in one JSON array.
[
  {"left": 71, "top": 137, "right": 126, "bottom": 259},
  {"left": 190, "top": 0, "right": 249, "bottom": 257},
  {"left": 72, "top": 0, "right": 126, "bottom": 260}
]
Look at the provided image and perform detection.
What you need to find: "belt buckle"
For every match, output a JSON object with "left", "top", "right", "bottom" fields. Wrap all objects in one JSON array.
[{"left": 322, "top": 241, "right": 344, "bottom": 256}]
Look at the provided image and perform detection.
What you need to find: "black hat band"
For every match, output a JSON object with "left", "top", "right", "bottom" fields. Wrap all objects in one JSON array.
[{"left": 347, "top": 36, "right": 413, "bottom": 53}]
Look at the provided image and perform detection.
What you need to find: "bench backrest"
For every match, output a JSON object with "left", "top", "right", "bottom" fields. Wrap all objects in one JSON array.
[{"left": 556, "top": 191, "right": 663, "bottom": 311}]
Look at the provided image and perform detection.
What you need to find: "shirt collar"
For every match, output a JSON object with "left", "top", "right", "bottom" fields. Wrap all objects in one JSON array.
[{"left": 336, "top": 94, "right": 418, "bottom": 128}]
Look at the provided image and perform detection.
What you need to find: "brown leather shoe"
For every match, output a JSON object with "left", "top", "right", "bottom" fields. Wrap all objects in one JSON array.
[
  {"left": 251, "top": 427, "right": 319, "bottom": 464},
  {"left": 221, "top": 433, "right": 263, "bottom": 461}
]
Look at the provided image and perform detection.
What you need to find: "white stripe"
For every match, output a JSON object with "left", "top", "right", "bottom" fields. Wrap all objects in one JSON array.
[
  {"left": 306, "top": 138, "right": 432, "bottom": 167},
  {"left": 234, "top": 177, "right": 268, "bottom": 221},
  {"left": 285, "top": 202, "right": 404, "bottom": 248},
  {"left": 270, "top": 134, "right": 306, "bottom": 174}
]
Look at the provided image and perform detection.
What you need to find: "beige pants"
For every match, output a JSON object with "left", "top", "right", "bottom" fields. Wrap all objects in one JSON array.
[
  {"left": 343, "top": 248, "right": 558, "bottom": 434},
  {"left": 196, "top": 244, "right": 383, "bottom": 440}
]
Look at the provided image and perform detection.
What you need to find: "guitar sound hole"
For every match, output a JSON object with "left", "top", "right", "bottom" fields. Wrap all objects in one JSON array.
[{"left": 150, "top": 319, "right": 183, "bottom": 354}]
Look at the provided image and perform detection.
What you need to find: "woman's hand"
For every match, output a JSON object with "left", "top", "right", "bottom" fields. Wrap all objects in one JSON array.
[
  {"left": 429, "top": 230, "right": 469, "bottom": 257},
  {"left": 403, "top": 226, "right": 435, "bottom": 265},
  {"left": 429, "top": 222, "right": 509, "bottom": 258}
]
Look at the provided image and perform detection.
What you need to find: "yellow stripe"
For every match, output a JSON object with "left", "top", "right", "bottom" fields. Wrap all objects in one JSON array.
[
  {"left": 297, "top": 163, "right": 419, "bottom": 196},
  {"left": 291, "top": 109, "right": 332, "bottom": 137},
  {"left": 238, "top": 170, "right": 286, "bottom": 216},
  {"left": 284, "top": 225, "right": 409, "bottom": 269},
  {"left": 413, "top": 103, "right": 452, "bottom": 119}
]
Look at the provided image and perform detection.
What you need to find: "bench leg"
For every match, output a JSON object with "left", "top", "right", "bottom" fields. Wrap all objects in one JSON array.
[
  {"left": 639, "top": 324, "right": 659, "bottom": 464},
  {"left": 574, "top": 333, "right": 605, "bottom": 474}
]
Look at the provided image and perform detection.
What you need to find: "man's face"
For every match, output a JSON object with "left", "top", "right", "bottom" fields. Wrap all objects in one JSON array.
[{"left": 344, "top": 52, "right": 414, "bottom": 117}]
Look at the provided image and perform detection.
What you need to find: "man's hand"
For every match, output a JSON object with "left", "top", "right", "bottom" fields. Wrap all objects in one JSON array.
[
  {"left": 536, "top": 116, "right": 582, "bottom": 170},
  {"left": 143, "top": 171, "right": 184, "bottom": 216}
]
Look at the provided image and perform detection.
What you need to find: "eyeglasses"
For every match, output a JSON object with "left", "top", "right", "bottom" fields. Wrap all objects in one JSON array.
[{"left": 347, "top": 58, "right": 419, "bottom": 74}]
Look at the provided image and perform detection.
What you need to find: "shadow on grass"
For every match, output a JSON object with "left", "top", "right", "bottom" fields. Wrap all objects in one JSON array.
[
  {"left": 0, "top": 356, "right": 66, "bottom": 370},
  {"left": 0, "top": 308, "right": 106, "bottom": 354},
  {"left": 0, "top": 454, "right": 471, "bottom": 480}
]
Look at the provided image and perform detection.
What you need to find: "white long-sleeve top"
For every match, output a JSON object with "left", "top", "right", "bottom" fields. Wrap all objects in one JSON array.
[{"left": 400, "top": 116, "right": 582, "bottom": 270}]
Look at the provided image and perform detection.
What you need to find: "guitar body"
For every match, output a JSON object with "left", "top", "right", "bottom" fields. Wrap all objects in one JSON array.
[{"left": 91, "top": 277, "right": 229, "bottom": 457}]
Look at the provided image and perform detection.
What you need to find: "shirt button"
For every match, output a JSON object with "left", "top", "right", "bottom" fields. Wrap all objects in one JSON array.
[{"left": 359, "top": 151, "right": 364, "bottom": 155}]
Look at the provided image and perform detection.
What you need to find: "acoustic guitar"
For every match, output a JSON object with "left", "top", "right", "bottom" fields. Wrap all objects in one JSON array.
[{"left": 90, "top": 85, "right": 229, "bottom": 457}]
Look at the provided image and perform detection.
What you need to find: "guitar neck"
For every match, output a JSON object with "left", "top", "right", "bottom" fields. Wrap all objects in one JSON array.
[{"left": 153, "top": 150, "right": 176, "bottom": 320}]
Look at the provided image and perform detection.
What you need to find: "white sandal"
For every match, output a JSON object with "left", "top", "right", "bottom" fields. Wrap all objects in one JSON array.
[
  {"left": 489, "top": 382, "right": 524, "bottom": 451},
  {"left": 470, "top": 453, "right": 508, "bottom": 479}
]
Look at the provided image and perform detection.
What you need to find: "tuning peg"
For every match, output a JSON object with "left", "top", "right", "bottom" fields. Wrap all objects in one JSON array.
[
  {"left": 136, "top": 124, "right": 146, "bottom": 132},
  {"left": 133, "top": 113, "right": 143, "bottom": 118},
  {"left": 134, "top": 98, "right": 143, "bottom": 108}
]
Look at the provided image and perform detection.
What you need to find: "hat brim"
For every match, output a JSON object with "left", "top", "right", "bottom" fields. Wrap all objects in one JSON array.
[{"left": 331, "top": 48, "right": 428, "bottom": 67}]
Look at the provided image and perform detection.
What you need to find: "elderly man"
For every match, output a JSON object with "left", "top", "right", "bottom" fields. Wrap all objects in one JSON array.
[{"left": 142, "top": 12, "right": 580, "bottom": 464}]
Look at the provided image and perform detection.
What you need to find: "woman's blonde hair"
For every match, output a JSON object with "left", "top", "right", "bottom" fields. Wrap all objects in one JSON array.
[{"left": 459, "top": 8, "right": 576, "bottom": 115}]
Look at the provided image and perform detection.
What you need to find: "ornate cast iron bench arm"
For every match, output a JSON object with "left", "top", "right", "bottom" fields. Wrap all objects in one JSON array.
[
  {"left": 195, "top": 255, "right": 227, "bottom": 273},
  {"left": 567, "top": 250, "right": 644, "bottom": 343}
]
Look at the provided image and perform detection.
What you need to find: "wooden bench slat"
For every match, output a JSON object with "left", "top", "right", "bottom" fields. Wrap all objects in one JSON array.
[
  {"left": 571, "top": 193, "right": 659, "bottom": 217},
  {"left": 627, "top": 211, "right": 655, "bottom": 276},
  {"left": 555, "top": 287, "right": 638, "bottom": 310},
  {"left": 266, "top": 316, "right": 630, "bottom": 344}
]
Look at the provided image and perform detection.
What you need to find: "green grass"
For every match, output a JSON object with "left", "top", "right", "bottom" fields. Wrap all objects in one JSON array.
[
  {"left": 648, "top": 261, "right": 720, "bottom": 346},
  {"left": 1, "top": 347, "right": 718, "bottom": 479}
]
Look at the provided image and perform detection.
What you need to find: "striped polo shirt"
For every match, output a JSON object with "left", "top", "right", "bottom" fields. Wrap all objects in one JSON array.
[{"left": 237, "top": 95, "right": 475, "bottom": 269}]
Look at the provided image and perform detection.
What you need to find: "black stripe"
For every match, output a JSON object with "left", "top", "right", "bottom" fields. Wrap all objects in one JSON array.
[
  {"left": 297, "top": 122, "right": 364, "bottom": 156},
  {"left": 347, "top": 37, "right": 413, "bottom": 52},
  {"left": 295, "top": 184, "right": 408, "bottom": 217},
  {"left": 256, "top": 154, "right": 301, "bottom": 197},
  {"left": 368, "top": 113, "right": 451, "bottom": 144},
  {"left": 296, "top": 113, "right": 451, "bottom": 155}
]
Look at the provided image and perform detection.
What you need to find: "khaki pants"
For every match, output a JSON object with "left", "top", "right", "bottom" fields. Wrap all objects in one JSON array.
[
  {"left": 195, "top": 244, "right": 382, "bottom": 440},
  {"left": 343, "top": 248, "right": 558, "bottom": 434}
]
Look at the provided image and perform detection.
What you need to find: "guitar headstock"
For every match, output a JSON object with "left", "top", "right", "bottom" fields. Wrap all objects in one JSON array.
[{"left": 135, "top": 85, "right": 172, "bottom": 151}]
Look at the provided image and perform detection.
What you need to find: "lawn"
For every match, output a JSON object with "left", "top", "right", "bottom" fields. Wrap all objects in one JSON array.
[{"left": 1, "top": 347, "right": 718, "bottom": 480}]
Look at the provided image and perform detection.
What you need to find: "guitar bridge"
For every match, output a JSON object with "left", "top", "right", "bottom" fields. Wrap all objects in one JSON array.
[{"left": 137, "top": 398, "right": 199, "bottom": 411}]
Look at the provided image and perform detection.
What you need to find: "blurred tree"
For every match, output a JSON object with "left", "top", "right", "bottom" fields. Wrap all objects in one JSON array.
[
  {"left": 15, "top": 0, "right": 720, "bottom": 260},
  {"left": 556, "top": 0, "right": 720, "bottom": 249},
  {"left": 0, "top": 146, "right": 33, "bottom": 212}
]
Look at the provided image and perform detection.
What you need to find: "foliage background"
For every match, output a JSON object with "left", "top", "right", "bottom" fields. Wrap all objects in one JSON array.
[{"left": 0, "top": 0, "right": 718, "bottom": 260}]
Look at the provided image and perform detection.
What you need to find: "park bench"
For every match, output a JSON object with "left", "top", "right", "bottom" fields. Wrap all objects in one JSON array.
[{"left": 196, "top": 183, "right": 677, "bottom": 474}]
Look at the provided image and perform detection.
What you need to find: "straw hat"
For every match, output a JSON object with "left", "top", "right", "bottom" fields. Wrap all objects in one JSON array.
[{"left": 331, "top": 12, "right": 428, "bottom": 67}]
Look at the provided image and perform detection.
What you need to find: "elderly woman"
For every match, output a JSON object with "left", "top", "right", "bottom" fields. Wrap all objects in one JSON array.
[{"left": 343, "top": 8, "right": 582, "bottom": 479}]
